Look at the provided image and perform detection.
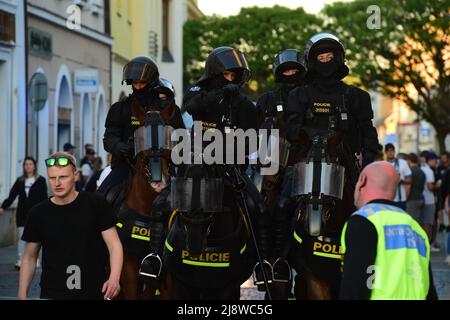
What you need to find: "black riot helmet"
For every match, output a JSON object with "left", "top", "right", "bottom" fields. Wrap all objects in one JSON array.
[
  {"left": 156, "top": 78, "right": 176, "bottom": 100},
  {"left": 272, "top": 49, "right": 306, "bottom": 83},
  {"left": 122, "top": 56, "right": 160, "bottom": 87},
  {"left": 303, "top": 33, "right": 349, "bottom": 80},
  {"left": 197, "top": 47, "right": 251, "bottom": 86}
]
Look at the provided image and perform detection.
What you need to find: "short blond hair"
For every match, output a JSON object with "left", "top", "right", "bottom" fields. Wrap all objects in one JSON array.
[{"left": 46, "top": 152, "right": 77, "bottom": 169}]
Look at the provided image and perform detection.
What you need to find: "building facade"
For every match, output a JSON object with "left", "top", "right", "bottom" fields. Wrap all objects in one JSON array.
[
  {"left": 372, "top": 92, "right": 447, "bottom": 154},
  {"left": 0, "top": 0, "right": 26, "bottom": 246},
  {"left": 27, "top": 0, "right": 112, "bottom": 176},
  {"left": 110, "top": 0, "right": 202, "bottom": 129}
]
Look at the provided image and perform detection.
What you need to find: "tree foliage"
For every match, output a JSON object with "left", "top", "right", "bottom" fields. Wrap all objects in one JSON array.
[
  {"left": 183, "top": 6, "right": 323, "bottom": 100},
  {"left": 323, "top": 0, "right": 450, "bottom": 150},
  {"left": 184, "top": 1, "right": 450, "bottom": 149}
]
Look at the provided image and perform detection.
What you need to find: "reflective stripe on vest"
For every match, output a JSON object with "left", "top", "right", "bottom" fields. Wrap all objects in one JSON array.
[{"left": 341, "top": 203, "right": 430, "bottom": 300}]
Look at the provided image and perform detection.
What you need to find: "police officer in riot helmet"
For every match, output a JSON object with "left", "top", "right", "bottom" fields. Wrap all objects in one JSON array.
[
  {"left": 155, "top": 78, "right": 185, "bottom": 130},
  {"left": 98, "top": 56, "right": 184, "bottom": 194},
  {"left": 284, "top": 33, "right": 379, "bottom": 299},
  {"left": 286, "top": 33, "right": 378, "bottom": 167},
  {"left": 182, "top": 46, "right": 253, "bottom": 128},
  {"left": 254, "top": 49, "right": 307, "bottom": 298},
  {"left": 174, "top": 46, "right": 272, "bottom": 298},
  {"left": 256, "top": 49, "right": 306, "bottom": 131}
]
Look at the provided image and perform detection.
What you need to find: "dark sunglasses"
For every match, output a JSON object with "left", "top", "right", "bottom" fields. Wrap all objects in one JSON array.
[{"left": 45, "top": 157, "right": 74, "bottom": 167}]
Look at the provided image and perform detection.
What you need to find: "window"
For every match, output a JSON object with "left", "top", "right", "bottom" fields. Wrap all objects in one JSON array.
[
  {"left": 0, "top": 10, "right": 15, "bottom": 43},
  {"left": 29, "top": 27, "right": 52, "bottom": 60},
  {"left": 162, "top": 0, "right": 173, "bottom": 62}
]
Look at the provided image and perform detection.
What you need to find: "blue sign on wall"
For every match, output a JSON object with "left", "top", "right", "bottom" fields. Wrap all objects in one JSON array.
[{"left": 385, "top": 134, "right": 397, "bottom": 144}]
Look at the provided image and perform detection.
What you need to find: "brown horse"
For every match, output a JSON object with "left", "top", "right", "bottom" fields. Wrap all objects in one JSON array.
[
  {"left": 287, "top": 129, "right": 359, "bottom": 300},
  {"left": 114, "top": 99, "right": 183, "bottom": 300}
]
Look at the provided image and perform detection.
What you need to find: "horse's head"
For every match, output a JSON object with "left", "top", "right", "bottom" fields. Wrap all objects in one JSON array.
[
  {"left": 179, "top": 209, "right": 214, "bottom": 257},
  {"left": 133, "top": 111, "right": 174, "bottom": 183},
  {"left": 170, "top": 172, "right": 224, "bottom": 257},
  {"left": 292, "top": 129, "right": 356, "bottom": 236}
]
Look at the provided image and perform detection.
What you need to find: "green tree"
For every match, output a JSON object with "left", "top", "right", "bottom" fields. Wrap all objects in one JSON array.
[
  {"left": 323, "top": 0, "right": 450, "bottom": 151},
  {"left": 183, "top": 6, "right": 323, "bottom": 100}
]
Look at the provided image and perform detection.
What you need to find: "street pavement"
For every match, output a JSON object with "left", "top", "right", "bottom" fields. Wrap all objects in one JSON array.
[{"left": 1, "top": 231, "right": 449, "bottom": 300}]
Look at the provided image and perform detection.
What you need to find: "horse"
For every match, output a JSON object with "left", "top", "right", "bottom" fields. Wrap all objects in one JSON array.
[
  {"left": 163, "top": 160, "right": 260, "bottom": 300},
  {"left": 287, "top": 128, "right": 360, "bottom": 300},
  {"left": 106, "top": 98, "right": 183, "bottom": 300},
  {"left": 253, "top": 112, "right": 296, "bottom": 299}
]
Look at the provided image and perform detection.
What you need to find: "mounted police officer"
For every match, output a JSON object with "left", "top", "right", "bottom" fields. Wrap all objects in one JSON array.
[
  {"left": 99, "top": 57, "right": 185, "bottom": 289},
  {"left": 98, "top": 57, "right": 184, "bottom": 196},
  {"left": 286, "top": 33, "right": 379, "bottom": 167},
  {"left": 254, "top": 49, "right": 307, "bottom": 297},
  {"left": 283, "top": 33, "right": 379, "bottom": 299},
  {"left": 166, "top": 46, "right": 272, "bottom": 299}
]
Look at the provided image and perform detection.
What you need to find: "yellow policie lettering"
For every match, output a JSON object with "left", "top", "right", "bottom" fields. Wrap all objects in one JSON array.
[
  {"left": 181, "top": 250, "right": 230, "bottom": 262},
  {"left": 132, "top": 226, "right": 150, "bottom": 237},
  {"left": 313, "top": 102, "right": 331, "bottom": 107},
  {"left": 313, "top": 242, "right": 342, "bottom": 255},
  {"left": 201, "top": 122, "right": 217, "bottom": 131}
]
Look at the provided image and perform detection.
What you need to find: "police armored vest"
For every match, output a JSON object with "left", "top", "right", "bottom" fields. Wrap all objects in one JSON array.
[
  {"left": 341, "top": 203, "right": 430, "bottom": 300},
  {"left": 303, "top": 84, "right": 350, "bottom": 137}
]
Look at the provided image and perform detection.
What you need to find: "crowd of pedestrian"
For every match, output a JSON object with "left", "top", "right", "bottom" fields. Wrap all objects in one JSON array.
[{"left": 383, "top": 143, "right": 450, "bottom": 265}]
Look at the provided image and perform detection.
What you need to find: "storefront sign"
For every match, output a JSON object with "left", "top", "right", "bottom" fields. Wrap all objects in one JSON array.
[{"left": 74, "top": 69, "right": 99, "bottom": 93}]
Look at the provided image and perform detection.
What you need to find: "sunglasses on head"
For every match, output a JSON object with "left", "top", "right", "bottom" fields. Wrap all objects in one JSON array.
[{"left": 45, "top": 157, "right": 73, "bottom": 167}]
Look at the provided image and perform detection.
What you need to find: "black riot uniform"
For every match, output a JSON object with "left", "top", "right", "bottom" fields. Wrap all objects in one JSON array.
[
  {"left": 285, "top": 33, "right": 379, "bottom": 298},
  {"left": 254, "top": 49, "right": 306, "bottom": 295},
  {"left": 286, "top": 33, "right": 379, "bottom": 167},
  {"left": 166, "top": 47, "right": 272, "bottom": 299},
  {"left": 98, "top": 57, "right": 184, "bottom": 196}
]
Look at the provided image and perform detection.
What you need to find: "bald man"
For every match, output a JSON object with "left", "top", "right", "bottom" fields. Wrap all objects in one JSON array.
[{"left": 340, "top": 161, "right": 437, "bottom": 300}]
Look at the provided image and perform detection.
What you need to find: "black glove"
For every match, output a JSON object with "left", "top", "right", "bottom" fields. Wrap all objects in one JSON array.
[
  {"left": 223, "top": 83, "right": 240, "bottom": 97},
  {"left": 114, "top": 141, "right": 133, "bottom": 157}
]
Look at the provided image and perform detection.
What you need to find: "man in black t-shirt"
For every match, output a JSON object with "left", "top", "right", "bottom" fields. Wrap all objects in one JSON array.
[{"left": 18, "top": 152, "right": 123, "bottom": 300}]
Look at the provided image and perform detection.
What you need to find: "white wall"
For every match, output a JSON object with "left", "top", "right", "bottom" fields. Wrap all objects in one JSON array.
[
  {"left": 95, "top": 85, "right": 107, "bottom": 164},
  {"left": 0, "top": 0, "right": 26, "bottom": 199},
  {"left": 0, "top": 0, "right": 26, "bottom": 246}
]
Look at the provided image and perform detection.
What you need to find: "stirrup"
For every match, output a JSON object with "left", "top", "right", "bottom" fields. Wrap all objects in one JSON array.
[
  {"left": 272, "top": 258, "right": 291, "bottom": 283},
  {"left": 139, "top": 253, "right": 162, "bottom": 279},
  {"left": 252, "top": 260, "right": 273, "bottom": 291}
]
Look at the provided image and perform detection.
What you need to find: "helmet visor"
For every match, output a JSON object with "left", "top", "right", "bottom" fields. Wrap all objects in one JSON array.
[
  {"left": 123, "top": 61, "right": 154, "bottom": 83},
  {"left": 277, "top": 50, "right": 300, "bottom": 65},
  {"left": 215, "top": 49, "right": 250, "bottom": 73}
]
